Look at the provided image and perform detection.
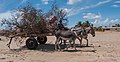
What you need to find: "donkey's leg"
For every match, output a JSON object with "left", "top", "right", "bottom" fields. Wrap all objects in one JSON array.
[
  {"left": 73, "top": 39, "right": 76, "bottom": 50},
  {"left": 55, "top": 37, "right": 60, "bottom": 51},
  {"left": 66, "top": 40, "right": 72, "bottom": 50},
  {"left": 55, "top": 39, "right": 57, "bottom": 50},
  {"left": 86, "top": 38, "right": 88, "bottom": 46},
  {"left": 59, "top": 38, "right": 62, "bottom": 45},
  {"left": 63, "top": 40, "right": 66, "bottom": 45},
  {"left": 77, "top": 37, "right": 82, "bottom": 47},
  {"left": 7, "top": 37, "right": 13, "bottom": 49},
  {"left": 80, "top": 38, "right": 82, "bottom": 47},
  {"left": 63, "top": 40, "right": 67, "bottom": 48},
  {"left": 57, "top": 38, "right": 62, "bottom": 51},
  {"left": 59, "top": 39, "right": 66, "bottom": 46}
]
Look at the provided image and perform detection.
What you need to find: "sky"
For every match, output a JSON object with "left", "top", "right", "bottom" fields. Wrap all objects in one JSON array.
[{"left": 0, "top": 0, "right": 120, "bottom": 28}]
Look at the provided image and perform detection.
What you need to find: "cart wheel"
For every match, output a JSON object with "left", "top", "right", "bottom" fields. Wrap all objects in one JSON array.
[
  {"left": 26, "top": 37, "right": 38, "bottom": 50},
  {"left": 37, "top": 36, "right": 47, "bottom": 44}
]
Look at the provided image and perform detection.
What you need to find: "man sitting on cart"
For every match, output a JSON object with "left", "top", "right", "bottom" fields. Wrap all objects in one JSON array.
[{"left": 57, "top": 19, "right": 69, "bottom": 31}]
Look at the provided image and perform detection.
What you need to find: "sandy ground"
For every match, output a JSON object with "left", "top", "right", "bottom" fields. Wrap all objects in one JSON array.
[{"left": 0, "top": 31, "right": 120, "bottom": 62}]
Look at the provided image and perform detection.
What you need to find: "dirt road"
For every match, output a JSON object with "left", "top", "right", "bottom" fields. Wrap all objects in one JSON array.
[{"left": 0, "top": 31, "right": 120, "bottom": 62}]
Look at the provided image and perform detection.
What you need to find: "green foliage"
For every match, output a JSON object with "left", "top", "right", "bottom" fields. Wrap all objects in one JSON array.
[
  {"left": 95, "top": 26, "right": 105, "bottom": 31},
  {"left": 112, "top": 24, "right": 120, "bottom": 27},
  {"left": 75, "top": 20, "right": 91, "bottom": 27}
]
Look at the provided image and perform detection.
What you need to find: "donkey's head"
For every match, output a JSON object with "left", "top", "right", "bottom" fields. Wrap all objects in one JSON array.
[{"left": 86, "top": 24, "right": 95, "bottom": 37}]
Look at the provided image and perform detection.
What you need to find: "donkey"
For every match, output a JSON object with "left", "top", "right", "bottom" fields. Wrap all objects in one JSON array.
[
  {"left": 82, "top": 25, "right": 95, "bottom": 46},
  {"left": 55, "top": 30, "right": 81, "bottom": 51},
  {"left": 72, "top": 24, "right": 95, "bottom": 46}
]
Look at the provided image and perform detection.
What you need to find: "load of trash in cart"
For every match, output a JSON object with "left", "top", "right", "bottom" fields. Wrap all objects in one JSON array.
[{"left": 0, "top": 3, "right": 68, "bottom": 37}]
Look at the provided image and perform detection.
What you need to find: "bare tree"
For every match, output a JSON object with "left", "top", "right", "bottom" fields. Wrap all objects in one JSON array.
[
  {"left": 1, "top": 3, "right": 46, "bottom": 48},
  {"left": 48, "top": 4, "right": 68, "bottom": 26}
]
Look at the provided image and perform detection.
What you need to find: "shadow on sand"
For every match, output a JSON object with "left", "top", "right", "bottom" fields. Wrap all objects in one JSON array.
[{"left": 10, "top": 43, "right": 97, "bottom": 53}]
